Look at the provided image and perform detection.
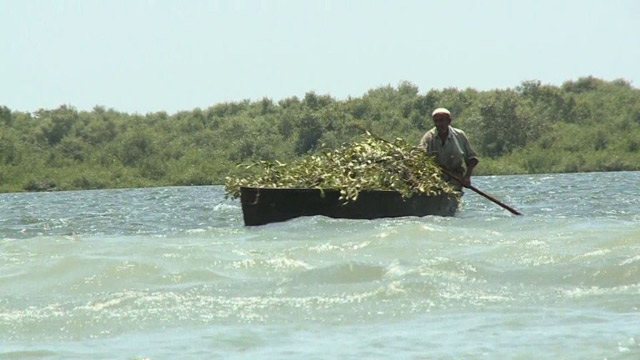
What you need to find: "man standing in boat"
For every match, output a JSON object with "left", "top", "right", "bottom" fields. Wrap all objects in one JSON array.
[{"left": 420, "top": 108, "right": 479, "bottom": 191}]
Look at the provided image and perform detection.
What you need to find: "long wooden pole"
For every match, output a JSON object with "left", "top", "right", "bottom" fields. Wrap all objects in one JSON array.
[{"left": 438, "top": 167, "right": 523, "bottom": 216}]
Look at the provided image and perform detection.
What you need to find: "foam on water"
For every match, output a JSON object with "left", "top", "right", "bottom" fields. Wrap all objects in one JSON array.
[{"left": 1, "top": 173, "right": 639, "bottom": 359}]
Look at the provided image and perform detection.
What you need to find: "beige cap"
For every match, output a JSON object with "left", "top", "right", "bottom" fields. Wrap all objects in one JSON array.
[{"left": 432, "top": 108, "right": 451, "bottom": 117}]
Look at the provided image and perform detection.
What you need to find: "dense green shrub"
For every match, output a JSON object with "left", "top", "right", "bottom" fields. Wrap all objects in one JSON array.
[{"left": 0, "top": 77, "right": 638, "bottom": 193}]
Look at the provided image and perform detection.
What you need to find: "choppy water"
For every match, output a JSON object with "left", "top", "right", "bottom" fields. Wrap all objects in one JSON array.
[{"left": 1, "top": 172, "right": 639, "bottom": 359}]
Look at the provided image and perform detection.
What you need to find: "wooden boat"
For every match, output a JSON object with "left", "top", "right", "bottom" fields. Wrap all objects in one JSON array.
[{"left": 240, "top": 186, "right": 459, "bottom": 226}]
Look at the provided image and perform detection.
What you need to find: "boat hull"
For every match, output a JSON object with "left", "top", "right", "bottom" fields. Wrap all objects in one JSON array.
[{"left": 240, "top": 187, "right": 459, "bottom": 226}]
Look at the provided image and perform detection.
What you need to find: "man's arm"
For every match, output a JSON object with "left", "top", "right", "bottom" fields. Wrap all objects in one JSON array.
[
  {"left": 459, "top": 131, "right": 479, "bottom": 187},
  {"left": 462, "top": 157, "right": 479, "bottom": 186}
]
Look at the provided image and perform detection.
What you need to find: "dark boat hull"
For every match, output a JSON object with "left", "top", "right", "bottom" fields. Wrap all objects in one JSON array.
[{"left": 240, "top": 187, "right": 459, "bottom": 226}]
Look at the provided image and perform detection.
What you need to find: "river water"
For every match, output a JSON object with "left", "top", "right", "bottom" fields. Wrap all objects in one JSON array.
[{"left": 1, "top": 172, "right": 639, "bottom": 359}]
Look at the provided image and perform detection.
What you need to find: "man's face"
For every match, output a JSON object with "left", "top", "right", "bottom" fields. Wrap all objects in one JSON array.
[{"left": 432, "top": 114, "right": 451, "bottom": 133}]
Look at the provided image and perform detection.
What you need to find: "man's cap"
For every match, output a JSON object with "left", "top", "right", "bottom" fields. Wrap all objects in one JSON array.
[{"left": 432, "top": 108, "right": 451, "bottom": 117}]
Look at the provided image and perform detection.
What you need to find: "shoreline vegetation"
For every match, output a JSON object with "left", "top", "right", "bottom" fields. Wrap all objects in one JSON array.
[{"left": 1, "top": 76, "right": 639, "bottom": 193}]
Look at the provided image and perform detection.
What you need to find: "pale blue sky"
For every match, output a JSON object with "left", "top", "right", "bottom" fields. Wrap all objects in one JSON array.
[{"left": 2, "top": 0, "right": 639, "bottom": 114}]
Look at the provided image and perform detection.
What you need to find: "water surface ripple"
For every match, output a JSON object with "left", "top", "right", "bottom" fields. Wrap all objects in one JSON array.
[{"left": 1, "top": 172, "right": 639, "bottom": 359}]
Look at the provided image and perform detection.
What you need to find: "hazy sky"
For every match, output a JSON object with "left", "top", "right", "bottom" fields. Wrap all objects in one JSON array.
[{"left": 2, "top": 0, "right": 639, "bottom": 114}]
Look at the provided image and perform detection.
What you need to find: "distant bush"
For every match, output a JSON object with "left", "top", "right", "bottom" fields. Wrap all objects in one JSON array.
[
  {"left": 1, "top": 76, "right": 639, "bottom": 193},
  {"left": 23, "top": 179, "right": 57, "bottom": 192},
  {"left": 71, "top": 176, "right": 107, "bottom": 189}
]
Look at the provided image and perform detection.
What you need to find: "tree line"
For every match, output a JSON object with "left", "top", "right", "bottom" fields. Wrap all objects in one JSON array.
[{"left": 0, "top": 76, "right": 639, "bottom": 192}]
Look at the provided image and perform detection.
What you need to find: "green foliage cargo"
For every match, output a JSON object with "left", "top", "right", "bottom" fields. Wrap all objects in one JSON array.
[{"left": 225, "top": 134, "right": 459, "bottom": 225}]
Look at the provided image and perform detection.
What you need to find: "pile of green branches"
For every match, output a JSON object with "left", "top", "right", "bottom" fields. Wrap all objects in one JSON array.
[{"left": 224, "top": 133, "right": 455, "bottom": 202}]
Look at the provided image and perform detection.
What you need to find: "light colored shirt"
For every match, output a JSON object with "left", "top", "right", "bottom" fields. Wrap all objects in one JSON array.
[{"left": 419, "top": 126, "right": 478, "bottom": 182}]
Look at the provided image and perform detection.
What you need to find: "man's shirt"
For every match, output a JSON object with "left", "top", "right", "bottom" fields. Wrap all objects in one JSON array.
[{"left": 419, "top": 126, "right": 478, "bottom": 178}]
